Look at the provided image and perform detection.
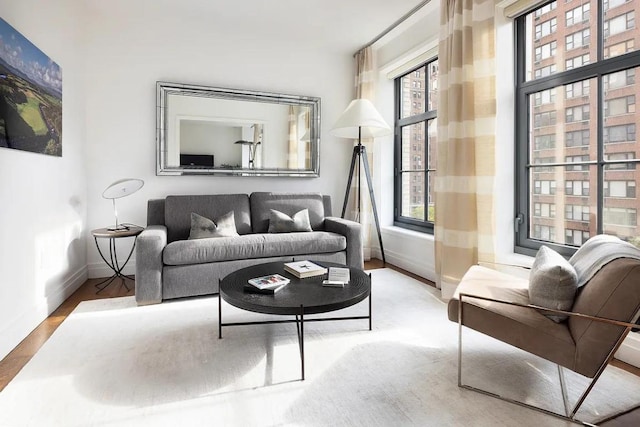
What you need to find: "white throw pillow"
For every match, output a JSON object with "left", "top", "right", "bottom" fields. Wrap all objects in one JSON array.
[
  {"left": 268, "top": 209, "right": 313, "bottom": 233},
  {"left": 529, "top": 245, "right": 578, "bottom": 323},
  {"left": 188, "top": 211, "right": 239, "bottom": 239}
]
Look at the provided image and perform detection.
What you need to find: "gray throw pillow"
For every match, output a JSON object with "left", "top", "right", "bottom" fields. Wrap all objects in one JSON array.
[
  {"left": 529, "top": 245, "right": 578, "bottom": 323},
  {"left": 268, "top": 209, "right": 313, "bottom": 233},
  {"left": 188, "top": 211, "right": 239, "bottom": 239}
]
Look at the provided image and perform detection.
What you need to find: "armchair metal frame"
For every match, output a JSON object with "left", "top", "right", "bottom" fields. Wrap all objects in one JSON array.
[{"left": 457, "top": 292, "right": 640, "bottom": 426}]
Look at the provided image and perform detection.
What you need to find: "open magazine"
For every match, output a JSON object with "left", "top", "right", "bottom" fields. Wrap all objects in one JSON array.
[{"left": 247, "top": 274, "right": 290, "bottom": 290}]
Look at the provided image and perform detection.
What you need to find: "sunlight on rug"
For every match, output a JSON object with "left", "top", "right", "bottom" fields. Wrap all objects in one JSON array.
[{"left": 0, "top": 268, "right": 639, "bottom": 426}]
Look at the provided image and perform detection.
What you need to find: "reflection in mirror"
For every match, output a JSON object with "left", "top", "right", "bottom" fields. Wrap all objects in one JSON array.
[{"left": 157, "top": 82, "right": 320, "bottom": 176}]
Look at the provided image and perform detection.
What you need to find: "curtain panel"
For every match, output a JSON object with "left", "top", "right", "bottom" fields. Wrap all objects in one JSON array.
[
  {"left": 287, "top": 106, "right": 299, "bottom": 168},
  {"left": 347, "top": 46, "right": 376, "bottom": 260},
  {"left": 435, "top": 0, "right": 496, "bottom": 296}
]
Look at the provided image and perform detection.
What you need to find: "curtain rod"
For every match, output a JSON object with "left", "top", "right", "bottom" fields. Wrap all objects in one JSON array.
[{"left": 353, "top": 0, "right": 433, "bottom": 57}]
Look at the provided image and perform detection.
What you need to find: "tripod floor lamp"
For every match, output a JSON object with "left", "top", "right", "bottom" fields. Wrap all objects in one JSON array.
[{"left": 331, "top": 98, "right": 392, "bottom": 264}]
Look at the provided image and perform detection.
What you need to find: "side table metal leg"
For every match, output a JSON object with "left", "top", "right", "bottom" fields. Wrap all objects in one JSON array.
[{"left": 93, "top": 235, "right": 138, "bottom": 294}]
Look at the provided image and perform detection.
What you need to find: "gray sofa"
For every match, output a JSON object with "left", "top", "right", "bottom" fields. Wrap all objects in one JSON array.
[{"left": 135, "top": 192, "right": 363, "bottom": 305}]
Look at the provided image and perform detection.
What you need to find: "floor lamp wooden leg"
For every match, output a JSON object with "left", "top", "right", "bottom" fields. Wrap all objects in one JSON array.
[
  {"left": 341, "top": 143, "right": 386, "bottom": 264},
  {"left": 360, "top": 145, "right": 385, "bottom": 264},
  {"left": 341, "top": 146, "right": 359, "bottom": 218}
]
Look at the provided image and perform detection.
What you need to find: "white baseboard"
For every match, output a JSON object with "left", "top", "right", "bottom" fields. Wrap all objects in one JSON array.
[
  {"left": 383, "top": 246, "right": 437, "bottom": 284},
  {"left": 0, "top": 265, "right": 87, "bottom": 361},
  {"left": 49, "top": 265, "right": 88, "bottom": 304},
  {"left": 87, "top": 261, "right": 135, "bottom": 279},
  {"left": 616, "top": 332, "right": 640, "bottom": 368}
]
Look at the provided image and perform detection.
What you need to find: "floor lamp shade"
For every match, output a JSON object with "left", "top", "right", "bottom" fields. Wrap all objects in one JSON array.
[{"left": 331, "top": 99, "right": 392, "bottom": 139}]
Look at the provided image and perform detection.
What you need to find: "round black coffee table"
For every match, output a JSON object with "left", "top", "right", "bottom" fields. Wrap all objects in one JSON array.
[{"left": 218, "top": 261, "right": 372, "bottom": 380}]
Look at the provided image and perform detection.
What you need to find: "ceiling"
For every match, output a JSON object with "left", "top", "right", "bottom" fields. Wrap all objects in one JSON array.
[{"left": 84, "top": 0, "right": 429, "bottom": 55}]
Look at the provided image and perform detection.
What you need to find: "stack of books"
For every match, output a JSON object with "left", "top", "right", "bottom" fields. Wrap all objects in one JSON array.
[
  {"left": 245, "top": 274, "right": 290, "bottom": 294},
  {"left": 322, "top": 267, "right": 351, "bottom": 287},
  {"left": 284, "top": 261, "right": 327, "bottom": 278}
]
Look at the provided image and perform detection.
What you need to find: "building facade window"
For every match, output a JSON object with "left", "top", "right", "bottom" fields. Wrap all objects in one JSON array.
[
  {"left": 605, "top": 152, "right": 637, "bottom": 168},
  {"left": 566, "top": 3, "right": 590, "bottom": 27},
  {"left": 534, "top": 111, "right": 557, "bottom": 127},
  {"left": 604, "top": 0, "right": 631, "bottom": 11},
  {"left": 516, "top": 0, "right": 640, "bottom": 254},
  {"left": 565, "top": 105, "right": 590, "bottom": 122},
  {"left": 394, "top": 59, "right": 438, "bottom": 233},
  {"left": 604, "top": 124, "right": 636, "bottom": 143},
  {"left": 565, "top": 130, "right": 590, "bottom": 147},
  {"left": 604, "top": 11, "right": 635, "bottom": 37},
  {"left": 535, "top": 134, "right": 557, "bottom": 149},
  {"left": 534, "top": 64, "right": 557, "bottom": 78},
  {"left": 534, "top": 202, "right": 556, "bottom": 217},
  {"left": 565, "top": 80, "right": 590, "bottom": 98},
  {"left": 535, "top": 17, "right": 558, "bottom": 40},
  {"left": 566, "top": 54, "right": 590, "bottom": 70},
  {"left": 604, "top": 69, "right": 635, "bottom": 89},
  {"left": 565, "top": 155, "right": 590, "bottom": 171},
  {"left": 565, "top": 204, "right": 590, "bottom": 221},
  {"left": 604, "top": 180, "right": 636, "bottom": 198},
  {"left": 533, "top": 88, "right": 556, "bottom": 105},
  {"left": 565, "top": 180, "right": 590, "bottom": 196},
  {"left": 565, "top": 28, "right": 590, "bottom": 50},
  {"left": 565, "top": 229, "right": 590, "bottom": 245},
  {"left": 535, "top": 41, "right": 558, "bottom": 61}
]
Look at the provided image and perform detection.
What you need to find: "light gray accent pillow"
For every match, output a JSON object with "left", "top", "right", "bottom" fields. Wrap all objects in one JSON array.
[
  {"left": 529, "top": 245, "right": 578, "bottom": 323},
  {"left": 188, "top": 211, "right": 239, "bottom": 239},
  {"left": 268, "top": 209, "right": 313, "bottom": 233}
]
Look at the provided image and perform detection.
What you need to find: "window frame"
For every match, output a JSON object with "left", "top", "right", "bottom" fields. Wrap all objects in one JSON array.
[
  {"left": 514, "top": 0, "right": 640, "bottom": 256},
  {"left": 394, "top": 59, "right": 438, "bottom": 233}
]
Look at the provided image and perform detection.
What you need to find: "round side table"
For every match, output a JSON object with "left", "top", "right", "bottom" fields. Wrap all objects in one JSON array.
[{"left": 91, "top": 225, "right": 143, "bottom": 294}]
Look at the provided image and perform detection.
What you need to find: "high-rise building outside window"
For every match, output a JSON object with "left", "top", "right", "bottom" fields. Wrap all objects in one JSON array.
[{"left": 515, "top": 0, "right": 640, "bottom": 254}]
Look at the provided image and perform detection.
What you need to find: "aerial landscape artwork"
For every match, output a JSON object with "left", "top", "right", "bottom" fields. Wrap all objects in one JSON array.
[{"left": 0, "top": 16, "right": 62, "bottom": 157}]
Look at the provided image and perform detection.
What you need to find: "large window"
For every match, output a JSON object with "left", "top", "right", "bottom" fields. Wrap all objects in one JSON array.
[
  {"left": 394, "top": 59, "right": 438, "bottom": 232},
  {"left": 515, "top": 0, "right": 640, "bottom": 254}
]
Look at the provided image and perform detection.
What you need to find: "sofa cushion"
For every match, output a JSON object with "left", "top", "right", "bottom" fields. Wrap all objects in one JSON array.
[
  {"left": 165, "top": 194, "right": 252, "bottom": 242},
  {"left": 250, "top": 192, "right": 326, "bottom": 233},
  {"left": 529, "top": 245, "right": 578, "bottom": 323},
  {"left": 163, "top": 231, "right": 347, "bottom": 266},
  {"left": 188, "top": 211, "right": 239, "bottom": 239},
  {"left": 268, "top": 209, "right": 313, "bottom": 233}
]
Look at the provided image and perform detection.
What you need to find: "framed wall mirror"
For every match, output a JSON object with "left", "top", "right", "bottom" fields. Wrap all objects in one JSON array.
[{"left": 156, "top": 82, "right": 320, "bottom": 177}]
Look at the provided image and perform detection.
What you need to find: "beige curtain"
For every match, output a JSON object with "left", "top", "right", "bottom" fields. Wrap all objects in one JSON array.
[
  {"left": 435, "top": 0, "right": 496, "bottom": 296},
  {"left": 287, "top": 106, "right": 299, "bottom": 168},
  {"left": 304, "top": 109, "right": 311, "bottom": 169},
  {"left": 345, "top": 46, "right": 376, "bottom": 260}
]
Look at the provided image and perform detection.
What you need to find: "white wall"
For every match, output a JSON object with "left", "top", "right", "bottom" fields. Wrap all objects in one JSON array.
[
  {"left": 369, "top": 4, "right": 440, "bottom": 282},
  {"left": 82, "top": 4, "right": 355, "bottom": 277},
  {"left": 0, "top": 0, "right": 88, "bottom": 360}
]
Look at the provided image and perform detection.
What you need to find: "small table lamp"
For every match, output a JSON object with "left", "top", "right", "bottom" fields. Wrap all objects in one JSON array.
[
  {"left": 102, "top": 178, "right": 144, "bottom": 231},
  {"left": 331, "top": 98, "right": 391, "bottom": 263}
]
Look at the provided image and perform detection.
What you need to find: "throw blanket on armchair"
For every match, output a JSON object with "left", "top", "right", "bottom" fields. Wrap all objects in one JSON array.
[{"left": 569, "top": 234, "right": 640, "bottom": 287}]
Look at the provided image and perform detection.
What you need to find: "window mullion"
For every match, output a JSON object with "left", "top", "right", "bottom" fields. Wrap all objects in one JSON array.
[{"left": 597, "top": 73, "right": 604, "bottom": 235}]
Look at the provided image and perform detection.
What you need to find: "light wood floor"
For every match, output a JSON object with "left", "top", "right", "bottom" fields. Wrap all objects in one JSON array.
[{"left": 1, "top": 260, "right": 639, "bottom": 426}]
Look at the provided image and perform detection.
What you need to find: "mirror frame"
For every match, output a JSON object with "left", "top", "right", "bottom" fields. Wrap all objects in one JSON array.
[{"left": 156, "top": 81, "right": 321, "bottom": 177}]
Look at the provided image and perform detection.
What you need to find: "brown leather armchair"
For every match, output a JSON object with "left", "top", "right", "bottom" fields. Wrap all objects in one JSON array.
[{"left": 448, "top": 258, "right": 640, "bottom": 424}]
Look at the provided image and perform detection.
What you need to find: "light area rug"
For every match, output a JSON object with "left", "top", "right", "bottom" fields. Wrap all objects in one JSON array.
[{"left": 1, "top": 268, "right": 639, "bottom": 427}]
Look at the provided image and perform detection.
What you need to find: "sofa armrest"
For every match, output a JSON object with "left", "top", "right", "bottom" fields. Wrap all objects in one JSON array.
[
  {"left": 324, "top": 217, "right": 363, "bottom": 269},
  {"left": 135, "top": 225, "right": 167, "bottom": 305}
]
